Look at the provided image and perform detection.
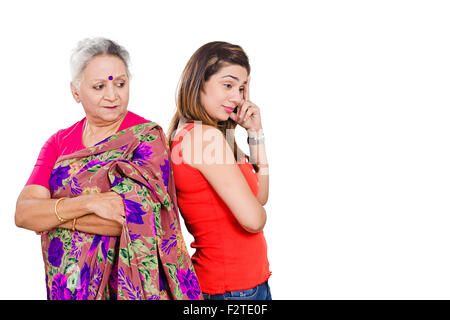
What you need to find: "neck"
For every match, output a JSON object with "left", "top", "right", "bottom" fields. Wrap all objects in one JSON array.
[{"left": 83, "top": 114, "right": 126, "bottom": 147}]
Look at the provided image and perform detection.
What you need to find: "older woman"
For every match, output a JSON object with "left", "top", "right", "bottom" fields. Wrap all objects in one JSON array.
[{"left": 15, "top": 38, "right": 201, "bottom": 300}]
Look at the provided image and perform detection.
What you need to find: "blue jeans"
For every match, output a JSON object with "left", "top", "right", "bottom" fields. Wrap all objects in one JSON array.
[{"left": 202, "top": 281, "right": 272, "bottom": 300}]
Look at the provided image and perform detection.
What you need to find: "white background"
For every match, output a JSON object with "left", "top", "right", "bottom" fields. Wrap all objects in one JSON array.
[{"left": 1, "top": 0, "right": 449, "bottom": 299}]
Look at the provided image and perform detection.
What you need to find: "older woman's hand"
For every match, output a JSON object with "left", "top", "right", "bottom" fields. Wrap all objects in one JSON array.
[{"left": 87, "top": 192, "right": 126, "bottom": 225}]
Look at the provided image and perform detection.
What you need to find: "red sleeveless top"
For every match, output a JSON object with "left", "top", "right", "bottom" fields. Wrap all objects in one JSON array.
[{"left": 171, "top": 123, "right": 271, "bottom": 294}]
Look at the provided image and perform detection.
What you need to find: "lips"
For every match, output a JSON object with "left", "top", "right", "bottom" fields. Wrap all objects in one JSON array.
[
  {"left": 103, "top": 105, "right": 118, "bottom": 109},
  {"left": 223, "top": 106, "right": 235, "bottom": 113}
]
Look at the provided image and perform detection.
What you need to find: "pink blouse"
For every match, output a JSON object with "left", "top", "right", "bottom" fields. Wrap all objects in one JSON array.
[{"left": 26, "top": 111, "right": 150, "bottom": 189}]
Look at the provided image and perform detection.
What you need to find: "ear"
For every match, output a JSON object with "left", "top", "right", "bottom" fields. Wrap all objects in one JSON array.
[{"left": 70, "top": 82, "right": 81, "bottom": 103}]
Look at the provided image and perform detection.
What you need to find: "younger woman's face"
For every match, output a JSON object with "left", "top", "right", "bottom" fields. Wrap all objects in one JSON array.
[{"left": 200, "top": 63, "right": 248, "bottom": 122}]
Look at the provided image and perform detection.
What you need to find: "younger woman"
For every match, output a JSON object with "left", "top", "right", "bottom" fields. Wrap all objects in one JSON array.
[{"left": 168, "top": 41, "right": 271, "bottom": 300}]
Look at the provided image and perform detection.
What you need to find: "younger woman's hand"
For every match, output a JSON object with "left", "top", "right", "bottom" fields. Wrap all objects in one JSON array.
[{"left": 229, "top": 76, "right": 262, "bottom": 132}]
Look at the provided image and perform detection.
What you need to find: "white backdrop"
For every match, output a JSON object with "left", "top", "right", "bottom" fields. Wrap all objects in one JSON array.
[{"left": 1, "top": 0, "right": 449, "bottom": 299}]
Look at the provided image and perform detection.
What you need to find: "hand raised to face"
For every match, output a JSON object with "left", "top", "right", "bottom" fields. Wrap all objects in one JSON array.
[{"left": 229, "top": 76, "right": 263, "bottom": 132}]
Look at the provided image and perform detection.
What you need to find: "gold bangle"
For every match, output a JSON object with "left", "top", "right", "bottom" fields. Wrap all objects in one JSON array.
[
  {"left": 54, "top": 197, "right": 67, "bottom": 223},
  {"left": 72, "top": 218, "right": 77, "bottom": 232}
]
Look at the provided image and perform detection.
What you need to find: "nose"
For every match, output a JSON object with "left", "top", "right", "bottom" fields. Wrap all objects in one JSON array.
[
  {"left": 228, "top": 92, "right": 243, "bottom": 106},
  {"left": 104, "top": 83, "right": 118, "bottom": 101}
]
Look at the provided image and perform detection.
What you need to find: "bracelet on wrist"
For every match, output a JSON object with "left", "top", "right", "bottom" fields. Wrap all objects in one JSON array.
[
  {"left": 247, "top": 135, "right": 265, "bottom": 145},
  {"left": 54, "top": 197, "right": 68, "bottom": 223}
]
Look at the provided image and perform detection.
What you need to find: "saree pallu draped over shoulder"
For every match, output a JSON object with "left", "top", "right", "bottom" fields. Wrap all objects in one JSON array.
[{"left": 41, "top": 122, "right": 202, "bottom": 300}]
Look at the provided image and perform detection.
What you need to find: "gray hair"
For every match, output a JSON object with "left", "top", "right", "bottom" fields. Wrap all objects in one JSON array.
[{"left": 70, "top": 37, "right": 130, "bottom": 88}]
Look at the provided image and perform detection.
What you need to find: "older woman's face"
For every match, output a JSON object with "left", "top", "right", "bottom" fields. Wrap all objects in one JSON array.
[{"left": 71, "top": 54, "right": 129, "bottom": 125}]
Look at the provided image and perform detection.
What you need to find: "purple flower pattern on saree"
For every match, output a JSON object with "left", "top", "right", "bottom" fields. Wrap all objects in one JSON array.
[
  {"left": 176, "top": 268, "right": 201, "bottom": 300},
  {"left": 132, "top": 142, "right": 153, "bottom": 166},
  {"left": 41, "top": 123, "right": 201, "bottom": 300},
  {"left": 49, "top": 165, "right": 70, "bottom": 193},
  {"left": 48, "top": 237, "right": 64, "bottom": 268}
]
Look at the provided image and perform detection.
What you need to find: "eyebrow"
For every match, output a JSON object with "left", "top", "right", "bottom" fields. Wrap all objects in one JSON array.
[{"left": 221, "top": 75, "right": 247, "bottom": 84}]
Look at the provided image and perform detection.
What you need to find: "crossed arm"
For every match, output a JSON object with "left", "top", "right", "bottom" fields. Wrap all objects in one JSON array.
[{"left": 15, "top": 185, "right": 124, "bottom": 236}]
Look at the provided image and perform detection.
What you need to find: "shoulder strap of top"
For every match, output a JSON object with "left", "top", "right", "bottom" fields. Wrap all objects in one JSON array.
[{"left": 171, "top": 122, "right": 196, "bottom": 148}]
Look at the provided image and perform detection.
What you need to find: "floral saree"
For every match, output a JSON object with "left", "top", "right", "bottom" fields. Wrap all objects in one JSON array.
[{"left": 41, "top": 122, "right": 201, "bottom": 300}]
